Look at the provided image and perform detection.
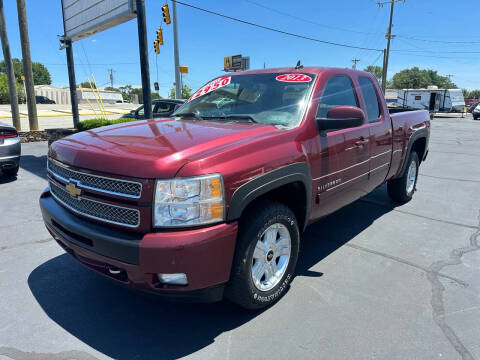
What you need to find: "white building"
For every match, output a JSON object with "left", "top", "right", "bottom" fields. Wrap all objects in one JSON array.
[
  {"left": 34, "top": 85, "right": 123, "bottom": 105},
  {"left": 34, "top": 85, "right": 71, "bottom": 104}
]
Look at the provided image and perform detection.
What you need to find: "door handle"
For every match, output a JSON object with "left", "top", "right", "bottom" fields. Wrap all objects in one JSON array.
[{"left": 355, "top": 138, "right": 369, "bottom": 146}]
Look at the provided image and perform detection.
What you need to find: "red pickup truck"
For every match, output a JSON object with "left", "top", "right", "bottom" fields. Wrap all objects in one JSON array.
[{"left": 40, "top": 67, "right": 430, "bottom": 309}]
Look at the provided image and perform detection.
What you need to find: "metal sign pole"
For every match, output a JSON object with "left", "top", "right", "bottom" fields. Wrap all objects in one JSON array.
[
  {"left": 135, "top": 0, "right": 152, "bottom": 118},
  {"left": 172, "top": 0, "right": 182, "bottom": 99},
  {"left": 65, "top": 40, "right": 80, "bottom": 128}
]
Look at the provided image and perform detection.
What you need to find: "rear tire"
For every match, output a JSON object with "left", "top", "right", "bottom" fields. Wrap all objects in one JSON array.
[
  {"left": 226, "top": 201, "right": 300, "bottom": 310},
  {"left": 2, "top": 165, "right": 19, "bottom": 177},
  {"left": 387, "top": 151, "right": 419, "bottom": 203}
]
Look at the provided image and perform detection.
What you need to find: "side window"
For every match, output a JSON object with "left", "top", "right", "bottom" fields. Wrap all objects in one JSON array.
[
  {"left": 155, "top": 102, "right": 172, "bottom": 113},
  {"left": 138, "top": 104, "right": 155, "bottom": 116},
  {"left": 358, "top": 77, "right": 381, "bottom": 123},
  {"left": 316, "top": 75, "right": 358, "bottom": 118}
]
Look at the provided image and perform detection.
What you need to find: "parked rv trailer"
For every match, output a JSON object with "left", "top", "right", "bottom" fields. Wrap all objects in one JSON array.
[
  {"left": 394, "top": 88, "right": 465, "bottom": 113},
  {"left": 439, "top": 89, "right": 465, "bottom": 112},
  {"left": 397, "top": 89, "right": 440, "bottom": 112}
]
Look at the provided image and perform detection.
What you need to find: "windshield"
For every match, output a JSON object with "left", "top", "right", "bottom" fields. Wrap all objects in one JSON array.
[{"left": 174, "top": 73, "right": 316, "bottom": 128}]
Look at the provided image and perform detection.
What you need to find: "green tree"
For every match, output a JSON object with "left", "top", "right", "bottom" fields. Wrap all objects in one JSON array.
[
  {"left": 79, "top": 81, "right": 94, "bottom": 89},
  {"left": 31, "top": 62, "right": 51, "bottom": 85},
  {"left": 0, "top": 58, "right": 51, "bottom": 85},
  {"left": 391, "top": 67, "right": 457, "bottom": 89},
  {"left": 462, "top": 89, "right": 480, "bottom": 99},
  {"left": 169, "top": 85, "right": 192, "bottom": 99},
  {"left": 104, "top": 85, "right": 161, "bottom": 103},
  {"left": 0, "top": 74, "right": 24, "bottom": 104},
  {"left": 363, "top": 65, "right": 383, "bottom": 82}
]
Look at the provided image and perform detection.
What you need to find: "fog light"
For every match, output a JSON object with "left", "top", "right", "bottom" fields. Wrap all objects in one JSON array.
[{"left": 157, "top": 273, "right": 188, "bottom": 285}]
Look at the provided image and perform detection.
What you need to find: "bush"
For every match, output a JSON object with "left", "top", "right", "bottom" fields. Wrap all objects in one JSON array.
[{"left": 77, "top": 117, "right": 137, "bottom": 131}]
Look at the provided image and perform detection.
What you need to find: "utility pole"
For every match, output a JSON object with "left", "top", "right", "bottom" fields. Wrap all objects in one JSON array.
[
  {"left": 135, "top": 0, "right": 152, "bottom": 118},
  {"left": 172, "top": 0, "right": 182, "bottom": 99},
  {"left": 352, "top": 58, "right": 360, "bottom": 70},
  {"left": 64, "top": 40, "right": 80, "bottom": 128},
  {"left": 378, "top": 0, "right": 404, "bottom": 94},
  {"left": 16, "top": 0, "right": 38, "bottom": 130},
  {"left": 446, "top": 74, "right": 453, "bottom": 81},
  {"left": 381, "top": 49, "right": 387, "bottom": 92},
  {"left": 108, "top": 68, "right": 115, "bottom": 88},
  {"left": 0, "top": 0, "right": 20, "bottom": 130}
]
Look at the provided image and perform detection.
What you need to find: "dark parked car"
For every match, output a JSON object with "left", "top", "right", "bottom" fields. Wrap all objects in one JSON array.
[
  {"left": 467, "top": 102, "right": 479, "bottom": 113},
  {"left": 472, "top": 104, "right": 480, "bottom": 120},
  {"left": 0, "top": 122, "right": 21, "bottom": 176},
  {"left": 35, "top": 95, "right": 55, "bottom": 104},
  {"left": 121, "top": 99, "right": 185, "bottom": 120}
]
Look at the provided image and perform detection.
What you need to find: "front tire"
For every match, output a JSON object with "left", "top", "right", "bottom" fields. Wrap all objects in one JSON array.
[
  {"left": 387, "top": 151, "right": 419, "bottom": 203},
  {"left": 226, "top": 201, "right": 300, "bottom": 310}
]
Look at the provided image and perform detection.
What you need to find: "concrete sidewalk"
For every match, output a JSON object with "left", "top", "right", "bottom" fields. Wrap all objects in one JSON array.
[{"left": 0, "top": 103, "right": 137, "bottom": 131}]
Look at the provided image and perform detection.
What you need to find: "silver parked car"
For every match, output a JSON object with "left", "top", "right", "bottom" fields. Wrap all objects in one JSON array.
[{"left": 0, "top": 122, "right": 21, "bottom": 176}]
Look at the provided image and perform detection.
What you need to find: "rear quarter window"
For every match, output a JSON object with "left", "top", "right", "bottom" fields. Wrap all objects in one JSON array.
[{"left": 358, "top": 77, "right": 381, "bottom": 123}]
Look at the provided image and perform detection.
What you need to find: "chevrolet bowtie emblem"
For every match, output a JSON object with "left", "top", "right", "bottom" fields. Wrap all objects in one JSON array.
[{"left": 65, "top": 181, "right": 82, "bottom": 198}]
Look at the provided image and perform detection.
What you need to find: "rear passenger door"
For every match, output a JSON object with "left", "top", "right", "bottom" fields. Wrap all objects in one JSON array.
[
  {"left": 357, "top": 76, "right": 392, "bottom": 193},
  {"left": 311, "top": 75, "right": 371, "bottom": 219}
]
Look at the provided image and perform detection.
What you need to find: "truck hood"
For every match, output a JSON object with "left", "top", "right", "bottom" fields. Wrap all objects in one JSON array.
[{"left": 49, "top": 118, "right": 276, "bottom": 178}]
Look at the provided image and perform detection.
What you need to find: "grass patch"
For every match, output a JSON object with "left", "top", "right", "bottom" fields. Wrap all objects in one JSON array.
[{"left": 77, "top": 117, "right": 137, "bottom": 131}]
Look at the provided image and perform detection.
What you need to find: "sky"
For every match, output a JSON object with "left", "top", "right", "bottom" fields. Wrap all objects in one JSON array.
[{"left": 1, "top": 0, "right": 479, "bottom": 98}]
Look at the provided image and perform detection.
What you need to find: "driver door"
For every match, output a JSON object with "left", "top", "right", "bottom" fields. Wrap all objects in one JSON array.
[{"left": 310, "top": 74, "right": 370, "bottom": 219}]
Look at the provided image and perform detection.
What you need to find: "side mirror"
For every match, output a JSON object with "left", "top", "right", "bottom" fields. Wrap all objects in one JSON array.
[{"left": 316, "top": 105, "right": 365, "bottom": 131}]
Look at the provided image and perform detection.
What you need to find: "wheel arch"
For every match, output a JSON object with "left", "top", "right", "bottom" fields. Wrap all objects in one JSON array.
[
  {"left": 397, "top": 128, "right": 428, "bottom": 177},
  {"left": 227, "top": 162, "right": 312, "bottom": 231}
]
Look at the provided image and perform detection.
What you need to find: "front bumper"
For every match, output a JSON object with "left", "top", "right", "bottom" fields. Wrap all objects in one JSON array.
[{"left": 40, "top": 188, "right": 238, "bottom": 302}]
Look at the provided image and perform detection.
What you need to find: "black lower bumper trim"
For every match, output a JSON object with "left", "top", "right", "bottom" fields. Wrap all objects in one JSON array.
[{"left": 40, "top": 189, "right": 142, "bottom": 264}]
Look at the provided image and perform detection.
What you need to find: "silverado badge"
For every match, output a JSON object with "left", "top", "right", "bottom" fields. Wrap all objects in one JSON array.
[{"left": 65, "top": 181, "right": 82, "bottom": 198}]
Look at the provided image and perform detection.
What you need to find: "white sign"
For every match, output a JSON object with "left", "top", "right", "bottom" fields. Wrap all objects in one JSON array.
[{"left": 62, "top": 0, "right": 136, "bottom": 42}]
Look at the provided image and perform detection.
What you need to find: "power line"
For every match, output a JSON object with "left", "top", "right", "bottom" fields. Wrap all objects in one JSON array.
[
  {"left": 396, "top": 34, "right": 480, "bottom": 44},
  {"left": 243, "top": 0, "right": 383, "bottom": 37},
  {"left": 390, "top": 52, "right": 479, "bottom": 60},
  {"left": 391, "top": 49, "right": 480, "bottom": 54},
  {"left": 369, "top": 51, "right": 384, "bottom": 66},
  {"left": 172, "top": 0, "right": 383, "bottom": 52},
  {"left": 244, "top": 0, "right": 480, "bottom": 48}
]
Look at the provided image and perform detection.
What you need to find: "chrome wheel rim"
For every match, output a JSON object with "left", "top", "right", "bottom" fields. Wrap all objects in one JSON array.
[
  {"left": 406, "top": 160, "right": 417, "bottom": 195},
  {"left": 251, "top": 223, "right": 291, "bottom": 291}
]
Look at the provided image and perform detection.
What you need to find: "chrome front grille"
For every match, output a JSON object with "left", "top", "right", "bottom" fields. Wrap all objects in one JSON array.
[
  {"left": 49, "top": 179, "right": 140, "bottom": 228},
  {"left": 47, "top": 158, "right": 142, "bottom": 198}
]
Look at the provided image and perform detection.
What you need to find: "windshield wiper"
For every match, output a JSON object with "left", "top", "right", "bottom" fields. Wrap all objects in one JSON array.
[
  {"left": 202, "top": 115, "right": 258, "bottom": 123},
  {"left": 172, "top": 112, "right": 204, "bottom": 120}
]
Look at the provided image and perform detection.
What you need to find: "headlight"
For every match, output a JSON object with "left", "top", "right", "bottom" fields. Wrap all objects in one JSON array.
[{"left": 153, "top": 174, "right": 224, "bottom": 227}]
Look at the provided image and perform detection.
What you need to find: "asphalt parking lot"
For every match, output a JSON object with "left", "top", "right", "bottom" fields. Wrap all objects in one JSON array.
[{"left": 1, "top": 114, "right": 479, "bottom": 360}]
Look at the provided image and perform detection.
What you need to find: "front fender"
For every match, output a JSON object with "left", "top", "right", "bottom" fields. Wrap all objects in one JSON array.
[{"left": 227, "top": 162, "right": 312, "bottom": 228}]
